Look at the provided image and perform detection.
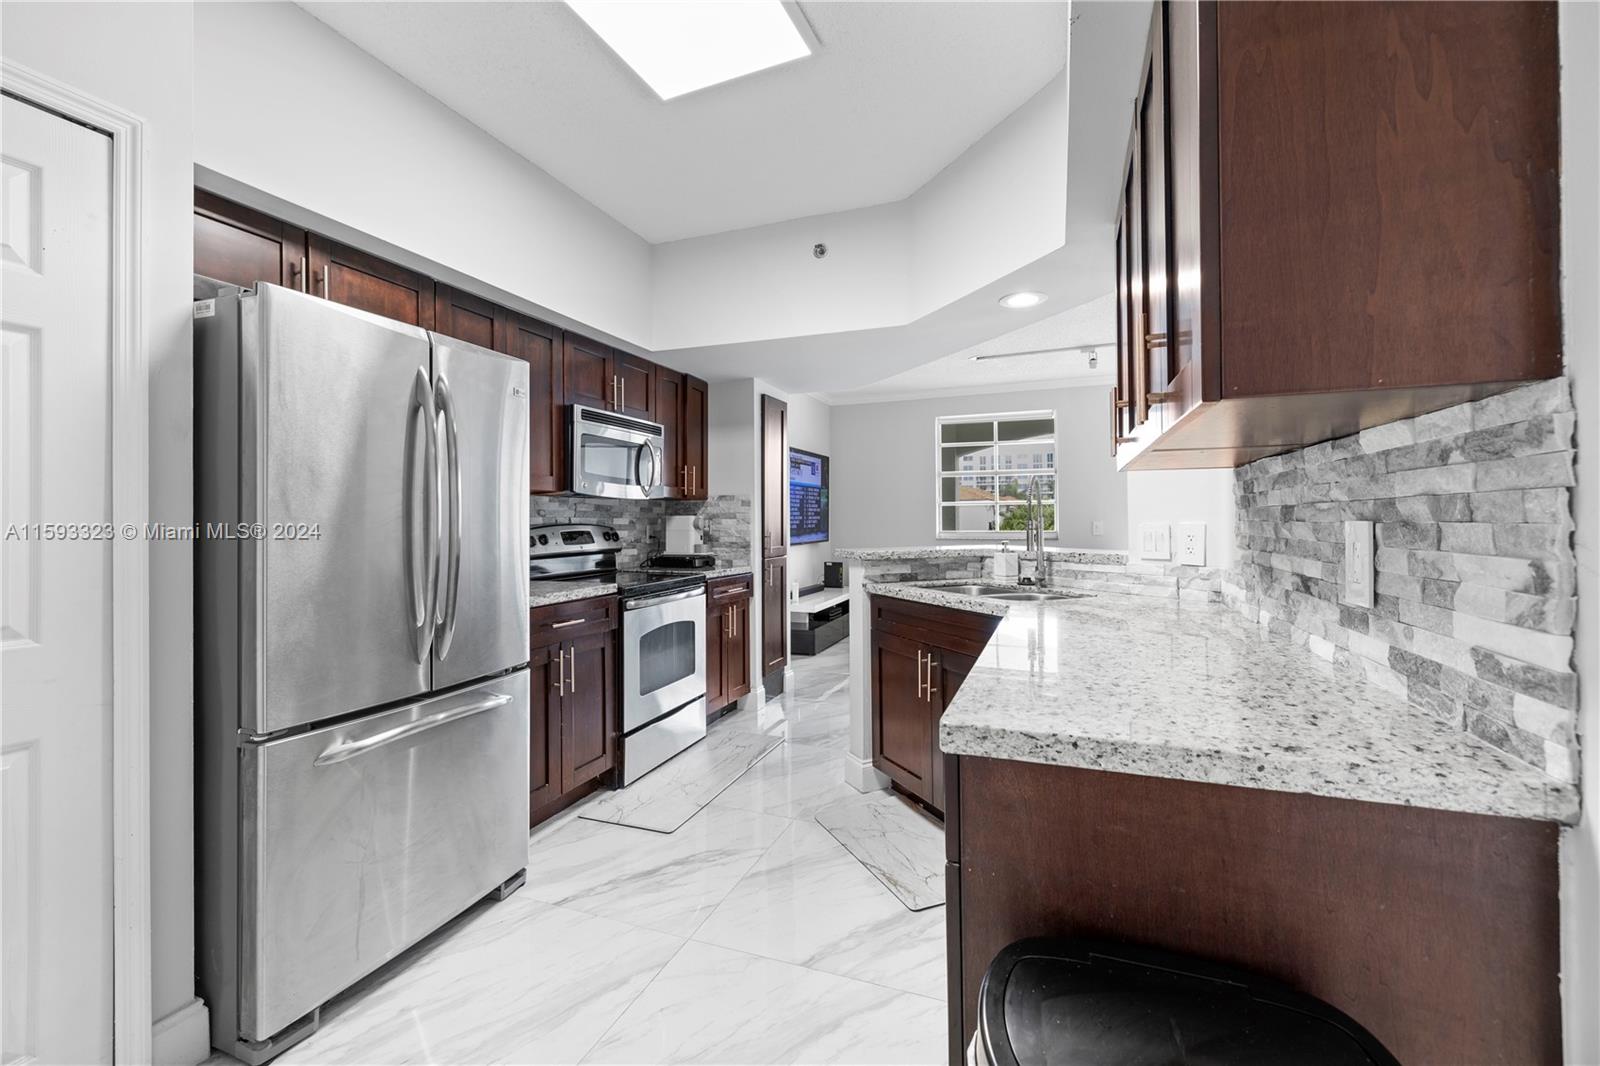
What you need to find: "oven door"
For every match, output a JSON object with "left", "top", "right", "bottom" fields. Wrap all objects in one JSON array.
[
  {"left": 621, "top": 588, "right": 706, "bottom": 732},
  {"left": 570, "top": 405, "right": 664, "bottom": 500}
]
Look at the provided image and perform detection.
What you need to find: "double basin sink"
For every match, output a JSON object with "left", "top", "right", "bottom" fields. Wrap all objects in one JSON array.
[{"left": 941, "top": 584, "right": 1089, "bottom": 603}]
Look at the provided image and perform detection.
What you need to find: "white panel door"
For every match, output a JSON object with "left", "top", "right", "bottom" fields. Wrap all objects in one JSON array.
[{"left": 0, "top": 94, "right": 114, "bottom": 1066}]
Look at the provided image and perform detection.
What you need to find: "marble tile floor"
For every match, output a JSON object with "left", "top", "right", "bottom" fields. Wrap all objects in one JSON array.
[
  {"left": 578, "top": 727, "right": 785, "bottom": 833},
  {"left": 814, "top": 789, "right": 945, "bottom": 912},
  {"left": 202, "top": 644, "right": 948, "bottom": 1065}
]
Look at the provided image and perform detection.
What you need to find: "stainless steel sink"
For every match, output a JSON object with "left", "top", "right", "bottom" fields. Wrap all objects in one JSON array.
[
  {"left": 939, "top": 584, "right": 1089, "bottom": 602},
  {"left": 939, "top": 584, "right": 1021, "bottom": 597}
]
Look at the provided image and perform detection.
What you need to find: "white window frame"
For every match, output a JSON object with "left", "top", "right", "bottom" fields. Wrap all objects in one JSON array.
[{"left": 933, "top": 410, "right": 1058, "bottom": 540}]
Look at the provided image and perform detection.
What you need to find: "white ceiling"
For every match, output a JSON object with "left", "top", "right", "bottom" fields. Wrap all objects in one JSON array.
[
  {"left": 297, "top": 1, "right": 1071, "bottom": 243},
  {"left": 818, "top": 292, "right": 1117, "bottom": 403}
]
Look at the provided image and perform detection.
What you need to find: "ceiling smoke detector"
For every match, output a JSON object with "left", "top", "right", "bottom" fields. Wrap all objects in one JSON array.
[{"left": 813, "top": 243, "right": 828, "bottom": 259}]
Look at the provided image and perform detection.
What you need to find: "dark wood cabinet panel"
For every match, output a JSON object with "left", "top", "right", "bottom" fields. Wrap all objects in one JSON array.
[
  {"left": 562, "top": 334, "right": 613, "bottom": 411},
  {"left": 726, "top": 599, "right": 752, "bottom": 703},
  {"left": 706, "top": 601, "right": 728, "bottom": 712},
  {"left": 873, "top": 631, "right": 934, "bottom": 799},
  {"left": 949, "top": 757, "right": 1561, "bottom": 1066},
  {"left": 761, "top": 556, "right": 788, "bottom": 679},
  {"left": 708, "top": 575, "right": 754, "bottom": 714},
  {"left": 433, "top": 284, "right": 497, "bottom": 348},
  {"left": 560, "top": 631, "right": 616, "bottom": 792},
  {"left": 655, "top": 366, "right": 686, "bottom": 498},
  {"left": 684, "top": 376, "right": 709, "bottom": 500},
  {"left": 614, "top": 351, "right": 656, "bottom": 421},
  {"left": 528, "top": 644, "right": 562, "bottom": 821},
  {"left": 502, "top": 312, "right": 566, "bottom": 494},
  {"left": 308, "top": 235, "right": 435, "bottom": 329},
  {"left": 761, "top": 394, "right": 787, "bottom": 559},
  {"left": 194, "top": 190, "right": 307, "bottom": 292}
]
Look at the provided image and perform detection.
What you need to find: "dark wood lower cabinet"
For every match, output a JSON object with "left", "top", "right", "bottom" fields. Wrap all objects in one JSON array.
[
  {"left": 761, "top": 557, "right": 788, "bottom": 681},
  {"left": 530, "top": 597, "right": 619, "bottom": 827},
  {"left": 869, "top": 596, "right": 999, "bottom": 817},
  {"left": 946, "top": 756, "right": 1563, "bottom": 1065},
  {"left": 706, "top": 574, "right": 754, "bottom": 716}
]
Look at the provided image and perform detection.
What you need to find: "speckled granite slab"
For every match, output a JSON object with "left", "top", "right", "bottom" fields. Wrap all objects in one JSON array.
[
  {"left": 647, "top": 566, "right": 753, "bottom": 580},
  {"left": 864, "top": 583, "right": 1577, "bottom": 824},
  {"left": 527, "top": 582, "right": 620, "bottom": 609},
  {"left": 863, "top": 581, "right": 1011, "bottom": 617},
  {"left": 838, "top": 545, "right": 1128, "bottom": 565}
]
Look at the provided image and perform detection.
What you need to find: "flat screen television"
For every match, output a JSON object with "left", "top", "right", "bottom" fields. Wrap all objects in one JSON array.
[{"left": 789, "top": 448, "right": 829, "bottom": 545}]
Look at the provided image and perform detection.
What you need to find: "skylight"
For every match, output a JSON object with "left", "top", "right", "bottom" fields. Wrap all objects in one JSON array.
[{"left": 566, "top": 1, "right": 814, "bottom": 101}]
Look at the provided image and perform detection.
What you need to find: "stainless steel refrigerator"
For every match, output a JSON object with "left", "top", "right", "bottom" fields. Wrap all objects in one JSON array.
[{"left": 194, "top": 283, "right": 530, "bottom": 1063}]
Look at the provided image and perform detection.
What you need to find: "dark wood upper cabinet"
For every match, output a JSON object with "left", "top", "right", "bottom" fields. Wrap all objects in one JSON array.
[
  {"left": 761, "top": 394, "right": 787, "bottom": 559},
  {"left": 1114, "top": 0, "right": 1561, "bottom": 470},
  {"left": 194, "top": 191, "right": 307, "bottom": 292},
  {"left": 684, "top": 376, "right": 709, "bottom": 501},
  {"left": 562, "top": 334, "right": 613, "bottom": 410},
  {"left": 433, "top": 284, "right": 497, "bottom": 349},
  {"left": 614, "top": 351, "right": 656, "bottom": 421},
  {"left": 655, "top": 366, "right": 686, "bottom": 498},
  {"left": 501, "top": 310, "right": 566, "bottom": 494},
  {"left": 308, "top": 235, "right": 435, "bottom": 329}
]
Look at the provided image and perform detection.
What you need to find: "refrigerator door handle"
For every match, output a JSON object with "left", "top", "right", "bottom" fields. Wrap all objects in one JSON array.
[
  {"left": 407, "top": 367, "right": 440, "bottom": 664},
  {"left": 434, "top": 373, "right": 464, "bottom": 659},
  {"left": 311, "top": 691, "right": 513, "bottom": 766}
]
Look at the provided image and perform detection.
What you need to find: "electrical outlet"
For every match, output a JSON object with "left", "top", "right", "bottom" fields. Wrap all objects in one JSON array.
[
  {"left": 1092, "top": 520, "right": 1104, "bottom": 537},
  {"left": 1176, "top": 522, "right": 1206, "bottom": 565},
  {"left": 1138, "top": 522, "right": 1171, "bottom": 561},
  {"left": 1343, "top": 520, "right": 1375, "bottom": 608}
]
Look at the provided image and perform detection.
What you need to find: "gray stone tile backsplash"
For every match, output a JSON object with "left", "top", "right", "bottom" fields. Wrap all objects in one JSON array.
[
  {"left": 1224, "top": 377, "right": 1578, "bottom": 782},
  {"left": 530, "top": 494, "right": 752, "bottom": 570}
]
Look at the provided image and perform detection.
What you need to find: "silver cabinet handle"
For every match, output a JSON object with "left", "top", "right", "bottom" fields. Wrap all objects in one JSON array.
[
  {"left": 916, "top": 649, "right": 926, "bottom": 699},
  {"left": 314, "top": 692, "right": 512, "bottom": 766},
  {"left": 434, "top": 373, "right": 463, "bottom": 660},
  {"left": 926, "top": 656, "right": 940, "bottom": 703},
  {"left": 621, "top": 378, "right": 627, "bottom": 412},
  {"left": 405, "top": 368, "right": 439, "bottom": 664},
  {"left": 551, "top": 617, "right": 588, "bottom": 629},
  {"left": 321, "top": 266, "right": 329, "bottom": 299},
  {"left": 555, "top": 646, "right": 565, "bottom": 692},
  {"left": 299, "top": 256, "right": 307, "bottom": 292},
  {"left": 566, "top": 646, "right": 576, "bottom": 693}
]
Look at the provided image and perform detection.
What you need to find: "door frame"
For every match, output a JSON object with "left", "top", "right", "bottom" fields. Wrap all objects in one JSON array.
[{"left": 2, "top": 61, "right": 153, "bottom": 1065}]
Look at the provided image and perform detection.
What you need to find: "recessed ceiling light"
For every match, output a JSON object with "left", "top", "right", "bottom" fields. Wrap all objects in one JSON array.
[
  {"left": 998, "top": 291, "right": 1048, "bottom": 310},
  {"left": 566, "top": 1, "right": 814, "bottom": 101}
]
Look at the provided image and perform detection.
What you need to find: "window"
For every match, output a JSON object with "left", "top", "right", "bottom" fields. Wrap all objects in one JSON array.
[{"left": 936, "top": 411, "right": 1056, "bottom": 537}]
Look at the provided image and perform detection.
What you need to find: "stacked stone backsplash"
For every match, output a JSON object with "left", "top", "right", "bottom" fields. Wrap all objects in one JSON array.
[
  {"left": 530, "top": 494, "right": 751, "bottom": 570},
  {"left": 1224, "top": 378, "right": 1578, "bottom": 782}
]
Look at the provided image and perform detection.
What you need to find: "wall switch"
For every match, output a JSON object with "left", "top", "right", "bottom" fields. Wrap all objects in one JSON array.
[
  {"left": 1138, "top": 522, "right": 1172, "bottom": 560},
  {"left": 1176, "top": 522, "right": 1206, "bottom": 565},
  {"left": 1343, "top": 520, "right": 1375, "bottom": 608},
  {"left": 1092, "top": 520, "right": 1104, "bottom": 537}
]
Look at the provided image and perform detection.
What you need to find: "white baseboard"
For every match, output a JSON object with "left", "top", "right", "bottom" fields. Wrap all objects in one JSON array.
[
  {"left": 152, "top": 996, "right": 210, "bottom": 1066},
  {"left": 844, "top": 752, "right": 890, "bottom": 793}
]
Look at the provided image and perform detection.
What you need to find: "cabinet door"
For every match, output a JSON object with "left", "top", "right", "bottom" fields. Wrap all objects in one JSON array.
[
  {"left": 528, "top": 642, "right": 562, "bottom": 822},
  {"left": 614, "top": 352, "right": 656, "bottom": 421},
  {"left": 308, "top": 235, "right": 435, "bottom": 328},
  {"left": 562, "top": 334, "right": 613, "bottom": 410},
  {"left": 706, "top": 601, "right": 727, "bottom": 711},
  {"left": 927, "top": 648, "right": 978, "bottom": 814},
  {"left": 560, "top": 632, "right": 616, "bottom": 791},
  {"left": 503, "top": 312, "right": 566, "bottom": 494},
  {"left": 761, "top": 394, "right": 788, "bottom": 558},
  {"left": 727, "top": 599, "right": 752, "bottom": 701},
  {"left": 762, "top": 557, "right": 788, "bottom": 678},
  {"left": 433, "top": 284, "right": 496, "bottom": 348},
  {"left": 1138, "top": 5, "right": 1173, "bottom": 406},
  {"left": 655, "top": 365, "right": 686, "bottom": 498},
  {"left": 194, "top": 190, "right": 307, "bottom": 291},
  {"left": 872, "top": 632, "right": 934, "bottom": 805},
  {"left": 684, "top": 376, "right": 709, "bottom": 500}
]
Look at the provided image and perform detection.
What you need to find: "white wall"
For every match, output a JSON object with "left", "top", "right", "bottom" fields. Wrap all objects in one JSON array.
[
  {"left": 1125, "top": 469, "right": 1236, "bottom": 570},
  {"left": 830, "top": 385, "right": 1128, "bottom": 551},
  {"left": 1559, "top": 3, "right": 1599, "bottom": 1062},
  {"left": 194, "top": 1, "right": 653, "bottom": 348},
  {"left": 0, "top": 2, "right": 204, "bottom": 1058}
]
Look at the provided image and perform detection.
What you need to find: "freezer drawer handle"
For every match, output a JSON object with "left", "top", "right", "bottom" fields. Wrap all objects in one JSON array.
[{"left": 312, "top": 692, "right": 513, "bottom": 766}]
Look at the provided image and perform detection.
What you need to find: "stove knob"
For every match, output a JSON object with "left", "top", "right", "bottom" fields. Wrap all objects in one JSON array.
[{"left": 538, "top": 534, "right": 549, "bottom": 545}]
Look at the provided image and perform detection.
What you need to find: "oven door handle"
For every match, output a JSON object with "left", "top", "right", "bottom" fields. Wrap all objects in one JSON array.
[{"left": 624, "top": 587, "right": 704, "bottom": 609}]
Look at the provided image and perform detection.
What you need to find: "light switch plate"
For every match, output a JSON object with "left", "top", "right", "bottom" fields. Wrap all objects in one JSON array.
[
  {"left": 1138, "top": 522, "right": 1172, "bottom": 561},
  {"left": 1176, "top": 522, "right": 1206, "bottom": 565},
  {"left": 1092, "top": 520, "right": 1104, "bottom": 537},
  {"left": 1343, "top": 520, "right": 1375, "bottom": 608}
]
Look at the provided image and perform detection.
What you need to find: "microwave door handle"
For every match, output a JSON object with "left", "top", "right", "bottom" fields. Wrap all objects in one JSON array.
[
  {"left": 636, "top": 440, "right": 661, "bottom": 498},
  {"left": 435, "top": 373, "right": 463, "bottom": 660},
  {"left": 406, "top": 367, "right": 439, "bottom": 664}
]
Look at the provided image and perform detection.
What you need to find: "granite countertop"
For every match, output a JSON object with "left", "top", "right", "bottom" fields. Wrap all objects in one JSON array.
[
  {"left": 647, "top": 565, "right": 754, "bottom": 580},
  {"left": 838, "top": 544, "right": 1130, "bottom": 565},
  {"left": 527, "top": 580, "right": 620, "bottom": 609},
  {"left": 867, "top": 580, "right": 1580, "bottom": 825}
]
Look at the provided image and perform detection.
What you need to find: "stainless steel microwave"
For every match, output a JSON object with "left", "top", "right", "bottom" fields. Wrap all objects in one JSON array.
[{"left": 569, "top": 404, "right": 665, "bottom": 500}]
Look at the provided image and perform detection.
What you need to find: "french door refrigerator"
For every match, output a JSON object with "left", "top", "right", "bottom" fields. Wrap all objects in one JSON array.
[{"left": 195, "top": 283, "right": 530, "bottom": 1063}]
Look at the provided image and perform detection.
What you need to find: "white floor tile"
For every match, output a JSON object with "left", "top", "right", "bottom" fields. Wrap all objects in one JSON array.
[
  {"left": 815, "top": 790, "right": 946, "bottom": 911},
  {"left": 579, "top": 727, "right": 784, "bottom": 832},
  {"left": 710, "top": 739, "right": 864, "bottom": 820}
]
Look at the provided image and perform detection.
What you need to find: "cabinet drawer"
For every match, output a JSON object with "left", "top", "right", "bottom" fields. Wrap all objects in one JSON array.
[
  {"left": 530, "top": 595, "right": 618, "bottom": 648},
  {"left": 707, "top": 574, "right": 753, "bottom": 603},
  {"left": 870, "top": 597, "right": 998, "bottom": 658}
]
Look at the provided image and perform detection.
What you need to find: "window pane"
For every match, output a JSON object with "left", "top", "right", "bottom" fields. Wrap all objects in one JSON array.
[
  {"left": 940, "top": 505, "right": 997, "bottom": 533},
  {"left": 940, "top": 443, "right": 994, "bottom": 473},
  {"left": 997, "top": 502, "right": 1055, "bottom": 532},
  {"left": 941, "top": 475, "right": 996, "bottom": 503},
  {"left": 940, "top": 420, "right": 995, "bottom": 445},
  {"left": 996, "top": 475, "right": 1053, "bottom": 502},
  {"left": 998, "top": 417, "right": 1054, "bottom": 444},
  {"left": 996, "top": 442, "right": 1055, "bottom": 472}
]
